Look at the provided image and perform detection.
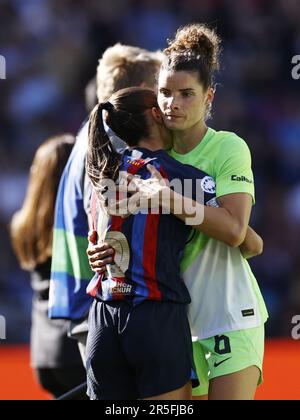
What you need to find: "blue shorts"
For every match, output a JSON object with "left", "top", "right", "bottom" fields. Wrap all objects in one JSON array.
[{"left": 86, "top": 299, "right": 198, "bottom": 400}]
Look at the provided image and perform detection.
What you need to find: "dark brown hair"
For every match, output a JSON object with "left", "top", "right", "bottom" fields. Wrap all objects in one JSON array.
[
  {"left": 162, "top": 23, "right": 221, "bottom": 90},
  {"left": 11, "top": 135, "right": 75, "bottom": 270},
  {"left": 86, "top": 87, "right": 158, "bottom": 189}
]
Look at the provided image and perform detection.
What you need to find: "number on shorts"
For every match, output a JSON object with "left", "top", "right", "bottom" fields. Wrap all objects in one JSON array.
[{"left": 214, "top": 335, "right": 231, "bottom": 355}]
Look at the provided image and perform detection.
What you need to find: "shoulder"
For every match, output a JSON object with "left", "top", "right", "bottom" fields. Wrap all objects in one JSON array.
[
  {"left": 211, "top": 131, "right": 252, "bottom": 171},
  {"left": 161, "top": 150, "right": 211, "bottom": 179},
  {"left": 215, "top": 130, "right": 251, "bottom": 155}
]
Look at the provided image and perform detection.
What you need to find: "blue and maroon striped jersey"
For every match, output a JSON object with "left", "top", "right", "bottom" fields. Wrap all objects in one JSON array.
[{"left": 86, "top": 147, "right": 216, "bottom": 305}]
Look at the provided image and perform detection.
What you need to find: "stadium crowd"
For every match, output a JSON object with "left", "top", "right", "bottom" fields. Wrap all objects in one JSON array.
[{"left": 0, "top": 0, "right": 300, "bottom": 340}]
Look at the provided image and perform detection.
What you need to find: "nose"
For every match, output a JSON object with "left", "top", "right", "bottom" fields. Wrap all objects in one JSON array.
[{"left": 167, "top": 96, "right": 180, "bottom": 111}]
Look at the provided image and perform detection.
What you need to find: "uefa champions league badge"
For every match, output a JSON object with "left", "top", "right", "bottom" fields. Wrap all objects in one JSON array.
[
  {"left": 206, "top": 197, "right": 219, "bottom": 208},
  {"left": 201, "top": 176, "right": 216, "bottom": 194}
]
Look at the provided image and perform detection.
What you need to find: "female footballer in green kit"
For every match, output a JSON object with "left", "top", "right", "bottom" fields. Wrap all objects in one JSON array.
[{"left": 149, "top": 23, "right": 268, "bottom": 400}]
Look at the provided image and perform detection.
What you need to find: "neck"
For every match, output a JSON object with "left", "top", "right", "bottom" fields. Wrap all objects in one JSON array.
[
  {"left": 137, "top": 136, "right": 163, "bottom": 152},
  {"left": 172, "top": 121, "right": 208, "bottom": 154}
]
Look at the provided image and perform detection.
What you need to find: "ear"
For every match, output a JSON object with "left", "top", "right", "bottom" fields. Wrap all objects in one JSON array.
[
  {"left": 205, "top": 87, "right": 215, "bottom": 107},
  {"left": 151, "top": 107, "right": 163, "bottom": 124}
]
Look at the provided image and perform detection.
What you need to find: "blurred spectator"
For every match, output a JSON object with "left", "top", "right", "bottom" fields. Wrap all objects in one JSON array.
[{"left": 10, "top": 134, "right": 86, "bottom": 398}]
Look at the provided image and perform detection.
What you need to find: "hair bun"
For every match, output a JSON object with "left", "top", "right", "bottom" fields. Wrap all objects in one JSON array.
[{"left": 165, "top": 24, "right": 221, "bottom": 71}]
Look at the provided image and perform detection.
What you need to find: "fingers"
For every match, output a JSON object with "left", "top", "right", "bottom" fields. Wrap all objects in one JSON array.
[
  {"left": 102, "top": 167, "right": 169, "bottom": 216},
  {"left": 119, "top": 171, "right": 142, "bottom": 193},
  {"left": 87, "top": 244, "right": 115, "bottom": 273},
  {"left": 106, "top": 197, "right": 132, "bottom": 216},
  {"left": 127, "top": 179, "right": 141, "bottom": 193},
  {"left": 147, "top": 164, "right": 169, "bottom": 188},
  {"left": 104, "top": 193, "right": 141, "bottom": 217},
  {"left": 86, "top": 243, "right": 114, "bottom": 256},
  {"left": 90, "top": 256, "right": 114, "bottom": 272},
  {"left": 119, "top": 171, "right": 135, "bottom": 186},
  {"left": 147, "top": 164, "right": 162, "bottom": 179},
  {"left": 89, "top": 249, "right": 114, "bottom": 263}
]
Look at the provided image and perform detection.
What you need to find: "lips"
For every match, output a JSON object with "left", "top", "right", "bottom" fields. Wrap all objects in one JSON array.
[{"left": 165, "top": 114, "right": 184, "bottom": 118}]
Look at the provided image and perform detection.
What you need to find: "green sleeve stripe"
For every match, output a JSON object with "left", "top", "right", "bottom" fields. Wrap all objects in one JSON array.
[{"left": 51, "top": 228, "right": 94, "bottom": 280}]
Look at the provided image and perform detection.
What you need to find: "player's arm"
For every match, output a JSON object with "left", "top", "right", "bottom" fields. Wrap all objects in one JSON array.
[
  {"left": 135, "top": 164, "right": 251, "bottom": 247},
  {"left": 165, "top": 190, "right": 252, "bottom": 247},
  {"left": 152, "top": 135, "right": 257, "bottom": 247},
  {"left": 240, "top": 226, "right": 263, "bottom": 259},
  {"left": 215, "top": 195, "right": 263, "bottom": 258},
  {"left": 115, "top": 166, "right": 253, "bottom": 248},
  {"left": 166, "top": 187, "right": 262, "bottom": 255}
]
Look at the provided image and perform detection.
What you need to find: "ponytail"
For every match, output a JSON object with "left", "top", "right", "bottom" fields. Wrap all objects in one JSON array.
[{"left": 86, "top": 102, "right": 121, "bottom": 191}]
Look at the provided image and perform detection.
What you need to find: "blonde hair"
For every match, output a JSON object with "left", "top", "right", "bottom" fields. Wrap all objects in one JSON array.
[
  {"left": 11, "top": 135, "right": 75, "bottom": 270},
  {"left": 96, "top": 43, "right": 163, "bottom": 102}
]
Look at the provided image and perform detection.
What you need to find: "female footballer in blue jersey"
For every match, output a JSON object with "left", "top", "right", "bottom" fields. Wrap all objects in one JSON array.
[
  {"left": 88, "top": 24, "right": 268, "bottom": 400},
  {"left": 85, "top": 86, "right": 218, "bottom": 400}
]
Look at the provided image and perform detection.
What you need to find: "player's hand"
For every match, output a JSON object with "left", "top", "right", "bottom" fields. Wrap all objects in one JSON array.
[
  {"left": 105, "top": 194, "right": 139, "bottom": 218},
  {"left": 86, "top": 243, "right": 115, "bottom": 273},
  {"left": 104, "top": 172, "right": 141, "bottom": 217},
  {"left": 130, "top": 164, "right": 169, "bottom": 208},
  {"left": 105, "top": 165, "right": 169, "bottom": 216}
]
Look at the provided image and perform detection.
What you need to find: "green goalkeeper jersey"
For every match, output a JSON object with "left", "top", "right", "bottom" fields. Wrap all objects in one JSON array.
[{"left": 169, "top": 127, "right": 268, "bottom": 339}]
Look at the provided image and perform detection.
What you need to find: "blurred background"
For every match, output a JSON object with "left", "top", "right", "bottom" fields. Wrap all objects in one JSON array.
[{"left": 0, "top": 0, "right": 300, "bottom": 399}]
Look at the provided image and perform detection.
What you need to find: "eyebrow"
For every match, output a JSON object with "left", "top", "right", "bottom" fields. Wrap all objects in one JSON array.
[
  {"left": 159, "top": 87, "right": 195, "bottom": 92},
  {"left": 179, "top": 88, "right": 195, "bottom": 92}
]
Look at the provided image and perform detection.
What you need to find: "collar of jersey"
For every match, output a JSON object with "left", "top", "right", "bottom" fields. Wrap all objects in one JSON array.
[{"left": 170, "top": 127, "right": 215, "bottom": 160}]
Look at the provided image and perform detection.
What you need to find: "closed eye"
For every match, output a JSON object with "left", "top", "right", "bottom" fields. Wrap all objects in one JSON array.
[
  {"left": 181, "top": 91, "right": 194, "bottom": 97},
  {"left": 159, "top": 88, "right": 171, "bottom": 97}
]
